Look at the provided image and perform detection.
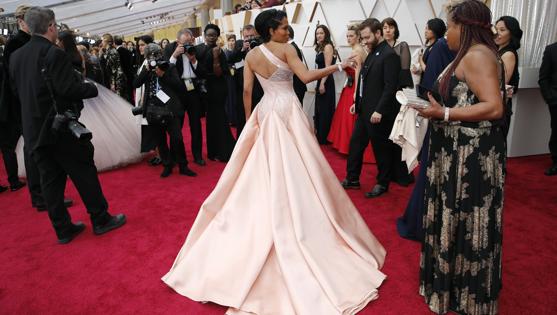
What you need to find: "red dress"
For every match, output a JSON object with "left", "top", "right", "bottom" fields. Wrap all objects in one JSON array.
[{"left": 327, "top": 67, "right": 375, "bottom": 163}]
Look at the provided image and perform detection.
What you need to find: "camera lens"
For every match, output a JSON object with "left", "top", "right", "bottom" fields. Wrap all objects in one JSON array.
[{"left": 149, "top": 60, "right": 157, "bottom": 67}]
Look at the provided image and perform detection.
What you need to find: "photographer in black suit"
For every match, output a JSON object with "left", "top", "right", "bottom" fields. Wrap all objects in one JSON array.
[
  {"left": 1, "top": 4, "right": 73, "bottom": 210},
  {"left": 163, "top": 28, "right": 205, "bottom": 166},
  {"left": 228, "top": 24, "right": 264, "bottom": 136},
  {"left": 342, "top": 18, "right": 408, "bottom": 198},
  {"left": 135, "top": 43, "right": 197, "bottom": 178},
  {"left": 10, "top": 6, "right": 126, "bottom": 244}
]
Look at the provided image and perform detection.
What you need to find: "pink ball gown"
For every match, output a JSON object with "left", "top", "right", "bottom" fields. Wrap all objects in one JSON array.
[{"left": 162, "top": 44, "right": 386, "bottom": 315}]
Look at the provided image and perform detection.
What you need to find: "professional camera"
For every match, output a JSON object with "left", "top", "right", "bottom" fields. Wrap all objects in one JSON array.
[
  {"left": 147, "top": 58, "right": 170, "bottom": 71},
  {"left": 249, "top": 37, "right": 262, "bottom": 49},
  {"left": 183, "top": 44, "right": 196, "bottom": 55},
  {"left": 51, "top": 110, "right": 93, "bottom": 141},
  {"left": 131, "top": 105, "right": 144, "bottom": 116}
]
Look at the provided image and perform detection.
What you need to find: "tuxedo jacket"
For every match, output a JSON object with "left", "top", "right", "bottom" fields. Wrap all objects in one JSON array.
[
  {"left": 0, "top": 30, "right": 30, "bottom": 123},
  {"left": 163, "top": 41, "right": 210, "bottom": 80},
  {"left": 355, "top": 40, "right": 401, "bottom": 121},
  {"left": 291, "top": 41, "right": 308, "bottom": 97},
  {"left": 116, "top": 46, "right": 134, "bottom": 83},
  {"left": 9, "top": 35, "right": 98, "bottom": 151},
  {"left": 539, "top": 42, "right": 557, "bottom": 107}
]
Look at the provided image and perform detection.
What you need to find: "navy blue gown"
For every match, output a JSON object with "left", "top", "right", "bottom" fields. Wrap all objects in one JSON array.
[{"left": 396, "top": 38, "right": 455, "bottom": 241}]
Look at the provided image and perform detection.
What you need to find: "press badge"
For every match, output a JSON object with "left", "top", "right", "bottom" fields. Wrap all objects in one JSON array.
[
  {"left": 156, "top": 90, "right": 170, "bottom": 103},
  {"left": 185, "top": 79, "right": 195, "bottom": 91}
]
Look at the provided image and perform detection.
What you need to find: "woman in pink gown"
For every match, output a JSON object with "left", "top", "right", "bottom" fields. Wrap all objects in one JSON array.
[{"left": 162, "top": 10, "right": 386, "bottom": 315}]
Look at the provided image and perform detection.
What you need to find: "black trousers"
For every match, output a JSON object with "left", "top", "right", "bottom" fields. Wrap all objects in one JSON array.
[
  {"left": 206, "top": 78, "right": 236, "bottom": 161},
  {"left": 156, "top": 116, "right": 188, "bottom": 167},
  {"left": 235, "top": 69, "right": 247, "bottom": 137},
  {"left": 501, "top": 98, "right": 513, "bottom": 140},
  {"left": 347, "top": 115, "right": 409, "bottom": 187},
  {"left": 32, "top": 134, "right": 110, "bottom": 238},
  {"left": 184, "top": 89, "right": 203, "bottom": 161},
  {"left": 0, "top": 122, "right": 20, "bottom": 186},
  {"left": 550, "top": 105, "right": 557, "bottom": 164},
  {"left": 24, "top": 144, "right": 45, "bottom": 206}
]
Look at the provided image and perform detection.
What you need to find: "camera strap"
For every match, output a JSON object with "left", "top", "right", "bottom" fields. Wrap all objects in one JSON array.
[{"left": 40, "top": 45, "right": 62, "bottom": 116}]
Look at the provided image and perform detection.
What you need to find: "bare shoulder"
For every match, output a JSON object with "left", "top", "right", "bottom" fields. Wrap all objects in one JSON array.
[{"left": 461, "top": 45, "right": 498, "bottom": 73}]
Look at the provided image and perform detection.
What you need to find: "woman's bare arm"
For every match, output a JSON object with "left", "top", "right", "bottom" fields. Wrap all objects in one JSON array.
[
  {"left": 284, "top": 44, "right": 345, "bottom": 84},
  {"left": 243, "top": 58, "right": 255, "bottom": 121}
]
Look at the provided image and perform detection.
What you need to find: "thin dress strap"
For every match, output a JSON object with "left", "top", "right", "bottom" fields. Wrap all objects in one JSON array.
[{"left": 259, "top": 44, "right": 289, "bottom": 68}]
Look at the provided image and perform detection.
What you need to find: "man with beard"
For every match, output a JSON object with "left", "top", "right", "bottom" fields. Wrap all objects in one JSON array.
[{"left": 342, "top": 18, "right": 406, "bottom": 198}]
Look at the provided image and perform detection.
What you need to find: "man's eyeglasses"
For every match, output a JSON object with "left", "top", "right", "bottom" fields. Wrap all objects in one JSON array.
[{"left": 50, "top": 23, "right": 62, "bottom": 31}]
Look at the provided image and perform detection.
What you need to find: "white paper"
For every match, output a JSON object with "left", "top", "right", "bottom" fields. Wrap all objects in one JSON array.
[
  {"left": 156, "top": 90, "right": 170, "bottom": 103},
  {"left": 234, "top": 60, "right": 245, "bottom": 69}
]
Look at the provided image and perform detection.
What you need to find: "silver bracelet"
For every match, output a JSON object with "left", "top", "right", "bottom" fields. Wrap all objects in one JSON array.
[
  {"left": 443, "top": 107, "right": 450, "bottom": 122},
  {"left": 337, "top": 63, "right": 343, "bottom": 72}
]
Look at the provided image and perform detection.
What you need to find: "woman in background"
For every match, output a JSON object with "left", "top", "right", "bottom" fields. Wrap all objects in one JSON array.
[
  {"left": 495, "top": 15, "right": 522, "bottom": 140},
  {"left": 160, "top": 38, "right": 170, "bottom": 50},
  {"left": 397, "top": 18, "right": 454, "bottom": 241},
  {"left": 313, "top": 24, "right": 337, "bottom": 144},
  {"left": 382, "top": 17, "right": 413, "bottom": 89},
  {"left": 327, "top": 24, "right": 375, "bottom": 163}
]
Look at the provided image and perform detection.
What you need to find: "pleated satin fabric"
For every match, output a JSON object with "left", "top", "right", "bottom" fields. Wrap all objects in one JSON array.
[{"left": 162, "top": 44, "right": 387, "bottom": 315}]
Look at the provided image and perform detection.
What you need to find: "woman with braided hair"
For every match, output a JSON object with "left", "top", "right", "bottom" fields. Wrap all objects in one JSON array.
[{"left": 410, "top": 0, "right": 506, "bottom": 314}]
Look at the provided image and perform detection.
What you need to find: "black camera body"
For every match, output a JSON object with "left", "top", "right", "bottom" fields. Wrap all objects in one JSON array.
[
  {"left": 147, "top": 58, "right": 170, "bottom": 71},
  {"left": 249, "top": 37, "right": 262, "bottom": 49},
  {"left": 52, "top": 110, "right": 93, "bottom": 141},
  {"left": 131, "top": 105, "right": 144, "bottom": 116},
  {"left": 183, "top": 44, "right": 196, "bottom": 55}
]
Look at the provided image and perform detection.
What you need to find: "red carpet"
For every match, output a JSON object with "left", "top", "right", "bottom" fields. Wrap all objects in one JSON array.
[{"left": 1, "top": 123, "right": 557, "bottom": 314}]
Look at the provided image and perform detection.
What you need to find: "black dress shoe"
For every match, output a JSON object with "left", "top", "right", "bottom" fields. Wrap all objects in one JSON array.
[
  {"left": 0, "top": 185, "right": 7, "bottom": 193},
  {"left": 10, "top": 181, "right": 26, "bottom": 192},
  {"left": 341, "top": 179, "right": 361, "bottom": 189},
  {"left": 148, "top": 156, "right": 162, "bottom": 166},
  {"left": 545, "top": 165, "right": 557, "bottom": 176},
  {"left": 395, "top": 175, "right": 415, "bottom": 187},
  {"left": 179, "top": 165, "right": 197, "bottom": 177},
  {"left": 160, "top": 166, "right": 173, "bottom": 178},
  {"left": 194, "top": 158, "right": 206, "bottom": 166},
  {"left": 57, "top": 221, "right": 86, "bottom": 244},
  {"left": 365, "top": 184, "right": 388, "bottom": 198},
  {"left": 93, "top": 214, "right": 126, "bottom": 235},
  {"left": 64, "top": 198, "right": 74, "bottom": 208}
]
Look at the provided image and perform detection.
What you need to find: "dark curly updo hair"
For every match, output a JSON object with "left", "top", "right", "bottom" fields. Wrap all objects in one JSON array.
[{"left": 254, "top": 9, "right": 288, "bottom": 43}]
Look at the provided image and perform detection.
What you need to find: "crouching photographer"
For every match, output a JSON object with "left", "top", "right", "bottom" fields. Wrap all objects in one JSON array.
[
  {"left": 133, "top": 43, "right": 197, "bottom": 178},
  {"left": 9, "top": 6, "right": 126, "bottom": 244}
]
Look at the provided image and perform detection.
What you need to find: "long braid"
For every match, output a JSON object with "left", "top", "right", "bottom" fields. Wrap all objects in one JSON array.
[{"left": 439, "top": 0, "right": 499, "bottom": 99}]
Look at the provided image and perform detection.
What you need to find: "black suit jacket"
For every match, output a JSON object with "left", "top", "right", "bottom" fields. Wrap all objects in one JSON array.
[
  {"left": 133, "top": 64, "right": 187, "bottom": 117},
  {"left": 116, "top": 46, "right": 134, "bottom": 83},
  {"left": 355, "top": 40, "right": 401, "bottom": 121},
  {"left": 0, "top": 30, "right": 31, "bottom": 123},
  {"left": 163, "top": 41, "right": 209, "bottom": 79},
  {"left": 10, "top": 35, "right": 98, "bottom": 151},
  {"left": 539, "top": 42, "right": 557, "bottom": 107},
  {"left": 227, "top": 40, "right": 264, "bottom": 107},
  {"left": 291, "top": 41, "right": 308, "bottom": 97}
]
